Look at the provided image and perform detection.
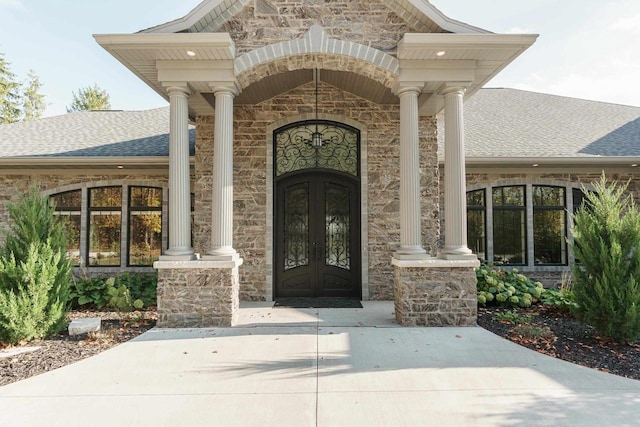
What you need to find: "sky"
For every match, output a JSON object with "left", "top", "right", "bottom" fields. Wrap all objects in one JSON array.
[{"left": 0, "top": 0, "right": 638, "bottom": 118}]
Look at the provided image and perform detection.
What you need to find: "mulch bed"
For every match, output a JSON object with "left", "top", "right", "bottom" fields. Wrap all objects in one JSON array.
[
  {"left": 478, "top": 305, "right": 640, "bottom": 381},
  {"left": 0, "top": 310, "right": 156, "bottom": 386}
]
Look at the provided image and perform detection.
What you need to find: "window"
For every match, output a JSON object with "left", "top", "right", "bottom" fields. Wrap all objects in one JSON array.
[
  {"left": 533, "top": 186, "right": 566, "bottom": 265},
  {"left": 466, "top": 189, "right": 486, "bottom": 260},
  {"left": 51, "top": 190, "right": 81, "bottom": 266},
  {"left": 492, "top": 186, "right": 526, "bottom": 265},
  {"left": 89, "top": 187, "right": 122, "bottom": 266},
  {"left": 51, "top": 185, "right": 167, "bottom": 269},
  {"left": 129, "top": 187, "right": 162, "bottom": 266}
]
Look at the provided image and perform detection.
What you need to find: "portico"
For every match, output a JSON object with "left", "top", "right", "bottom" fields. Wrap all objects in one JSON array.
[{"left": 95, "top": 0, "right": 536, "bottom": 327}]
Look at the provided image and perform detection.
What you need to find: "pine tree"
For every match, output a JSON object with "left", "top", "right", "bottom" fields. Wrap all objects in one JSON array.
[
  {"left": 66, "top": 84, "right": 111, "bottom": 112},
  {"left": 22, "top": 70, "right": 46, "bottom": 121},
  {"left": 0, "top": 53, "right": 21, "bottom": 124},
  {"left": 570, "top": 174, "right": 640, "bottom": 343}
]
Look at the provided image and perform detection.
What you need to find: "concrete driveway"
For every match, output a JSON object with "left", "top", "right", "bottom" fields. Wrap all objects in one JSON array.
[{"left": 1, "top": 301, "right": 639, "bottom": 426}]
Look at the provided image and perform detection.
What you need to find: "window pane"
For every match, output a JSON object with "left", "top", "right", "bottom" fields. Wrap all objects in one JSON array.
[
  {"left": 55, "top": 212, "right": 81, "bottom": 265},
  {"left": 534, "top": 210, "right": 566, "bottom": 264},
  {"left": 131, "top": 187, "right": 162, "bottom": 208},
  {"left": 51, "top": 190, "right": 81, "bottom": 209},
  {"left": 90, "top": 187, "right": 121, "bottom": 208},
  {"left": 467, "top": 210, "right": 485, "bottom": 260},
  {"left": 51, "top": 190, "right": 81, "bottom": 265},
  {"left": 467, "top": 189, "right": 485, "bottom": 206},
  {"left": 534, "top": 186, "right": 564, "bottom": 206},
  {"left": 129, "top": 212, "right": 162, "bottom": 266},
  {"left": 493, "top": 186, "right": 524, "bottom": 206},
  {"left": 493, "top": 210, "right": 526, "bottom": 264},
  {"left": 572, "top": 188, "right": 588, "bottom": 214},
  {"left": 89, "top": 211, "right": 121, "bottom": 266}
]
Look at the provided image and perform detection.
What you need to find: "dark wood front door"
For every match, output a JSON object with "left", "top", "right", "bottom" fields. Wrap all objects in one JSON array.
[{"left": 275, "top": 172, "right": 360, "bottom": 298}]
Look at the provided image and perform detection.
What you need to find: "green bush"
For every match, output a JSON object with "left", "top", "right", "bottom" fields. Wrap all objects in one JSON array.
[
  {"left": 70, "top": 277, "right": 109, "bottom": 308},
  {"left": 114, "top": 272, "right": 157, "bottom": 308},
  {"left": 71, "top": 272, "right": 157, "bottom": 311},
  {"left": 570, "top": 175, "right": 640, "bottom": 343},
  {"left": 476, "top": 262, "right": 544, "bottom": 308},
  {"left": 0, "top": 189, "right": 72, "bottom": 343}
]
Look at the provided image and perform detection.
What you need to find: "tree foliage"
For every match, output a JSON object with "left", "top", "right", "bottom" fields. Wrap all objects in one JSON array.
[
  {"left": 0, "top": 53, "right": 46, "bottom": 123},
  {"left": 0, "top": 188, "right": 72, "bottom": 343},
  {"left": 570, "top": 174, "right": 640, "bottom": 343},
  {"left": 66, "top": 84, "right": 111, "bottom": 112}
]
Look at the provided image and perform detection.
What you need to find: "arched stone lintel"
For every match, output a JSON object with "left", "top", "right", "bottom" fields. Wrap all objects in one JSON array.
[{"left": 235, "top": 25, "right": 399, "bottom": 91}]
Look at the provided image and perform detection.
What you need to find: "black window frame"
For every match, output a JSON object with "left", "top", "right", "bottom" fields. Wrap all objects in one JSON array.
[
  {"left": 492, "top": 185, "right": 527, "bottom": 266},
  {"left": 532, "top": 185, "right": 567, "bottom": 266}
]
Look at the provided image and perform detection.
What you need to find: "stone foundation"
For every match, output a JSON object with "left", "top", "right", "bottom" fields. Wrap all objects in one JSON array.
[
  {"left": 155, "top": 260, "right": 242, "bottom": 327},
  {"left": 393, "top": 259, "right": 479, "bottom": 326}
]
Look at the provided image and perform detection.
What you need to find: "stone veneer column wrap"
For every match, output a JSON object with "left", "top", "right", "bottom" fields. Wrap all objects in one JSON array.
[
  {"left": 163, "top": 85, "right": 195, "bottom": 259},
  {"left": 395, "top": 87, "right": 427, "bottom": 259},
  {"left": 206, "top": 87, "right": 238, "bottom": 260},
  {"left": 440, "top": 85, "right": 474, "bottom": 258}
]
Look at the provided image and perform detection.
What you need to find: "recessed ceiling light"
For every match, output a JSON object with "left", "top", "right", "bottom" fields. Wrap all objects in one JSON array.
[
  {"left": 117, "top": 165, "right": 124, "bottom": 169},
  {"left": 532, "top": 164, "right": 539, "bottom": 167},
  {"left": 186, "top": 50, "right": 196, "bottom": 57},
  {"left": 632, "top": 164, "right": 638, "bottom": 167},
  {"left": 436, "top": 50, "right": 446, "bottom": 57}
]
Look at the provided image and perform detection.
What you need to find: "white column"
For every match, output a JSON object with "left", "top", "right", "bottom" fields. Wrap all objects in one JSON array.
[
  {"left": 162, "top": 85, "right": 195, "bottom": 259},
  {"left": 395, "top": 86, "right": 427, "bottom": 259},
  {"left": 205, "top": 86, "right": 238, "bottom": 260},
  {"left": 440, "top": 84, "right": 474, "bottom": 259}
]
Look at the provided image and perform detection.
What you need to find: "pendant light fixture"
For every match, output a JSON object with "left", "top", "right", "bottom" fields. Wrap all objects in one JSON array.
[{"left": 310, "top": 68, "right": 324, "bottom": 148}]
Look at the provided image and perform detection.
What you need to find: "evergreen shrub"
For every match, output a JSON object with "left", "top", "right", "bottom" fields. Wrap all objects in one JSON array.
[
  {"left": 0, "top": 189, "right": 71, "bottom": 343},
  {"left": 571, "top": 175, "right": 640, "bottom": 343}
]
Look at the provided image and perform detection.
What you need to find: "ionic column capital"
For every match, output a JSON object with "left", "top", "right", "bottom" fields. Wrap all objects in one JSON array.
[
  {"left": 209, "top": 83, "right": 240, "bottom": 97},
  {"left": 440, "top": 82, "right": 470, "bottom": 97},
  {"left": 165, "top": 84, "right": 191, "bottom": 97}
]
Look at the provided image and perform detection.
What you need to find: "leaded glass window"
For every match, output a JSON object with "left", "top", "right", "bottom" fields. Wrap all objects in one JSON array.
[{"left": 275, "top": 121, "right": 359, "bottom": 177}]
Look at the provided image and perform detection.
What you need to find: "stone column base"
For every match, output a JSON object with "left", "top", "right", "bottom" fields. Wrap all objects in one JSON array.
[
  {"left": 392, "top": 258, "right": 479, "bottom": 326},
  {"left": 154, "top": 259, "right": 243, "bottom": 327}
]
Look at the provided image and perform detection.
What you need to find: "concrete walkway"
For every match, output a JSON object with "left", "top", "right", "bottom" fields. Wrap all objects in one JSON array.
[{"left": 1, "top": 301, "right": 639, "bottom": 426}]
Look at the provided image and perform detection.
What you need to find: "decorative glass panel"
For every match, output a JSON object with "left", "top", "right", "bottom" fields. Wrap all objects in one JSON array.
[
  {"left": 325, "top": 183, "right": 350, "bottom": 270},
  {"left": 129, "top": 187, "right": 162, "bottom": 266},
  {"left": 275, "top": 122, "right": 359, "bottom": 176},
  {"left": 89, "top": 187, "right": 122, "bottom": 266},
  {"left": 284, "top": 183, "right": 309, "bottom": 271}
]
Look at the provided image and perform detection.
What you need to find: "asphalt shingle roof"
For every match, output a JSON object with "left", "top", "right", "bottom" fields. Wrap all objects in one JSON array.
[
  {"left": 0, "top": 107, "right": 195, "bottom": 158},
  {"left": 1, "top": 89, "right": 637, "bottom": 161},
  {"left": 451, "top": 88, "right": 640, "bottom": 159}
]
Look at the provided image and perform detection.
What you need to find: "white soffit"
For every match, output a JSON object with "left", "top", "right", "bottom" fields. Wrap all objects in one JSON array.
[
  {"left": 398, "top": 33, "right": 538, "bottom": 114},
  {"left": 94, "top": 33, "right": 235, "bottom": 116}
]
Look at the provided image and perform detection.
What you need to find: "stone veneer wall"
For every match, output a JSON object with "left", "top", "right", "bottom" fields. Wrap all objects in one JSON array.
[
  {"left": 394, "top": 266, "right": 477, "bottom": 326},
  {"left": 194, "top": 82, "right": 439, "bottom": 301},
  {"left": 217, "top": 0, "right": 433, "bottom": 56},
  {"left": 157, "top": 265, "right": 239, "bottom": 327}
]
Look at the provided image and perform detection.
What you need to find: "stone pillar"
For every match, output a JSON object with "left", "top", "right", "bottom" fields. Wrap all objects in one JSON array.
[
  {"left": 161, "top": 85, "right": 195, "bottom": 260},
  {"left": 395, "top": 86, "right": 427, "bottom": 259},
  {"left": 205, "top": 87, "right": 239, "bottom": 260},
  {"left": 440, "top": 84, "right": 474, "bottom": 259}
]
